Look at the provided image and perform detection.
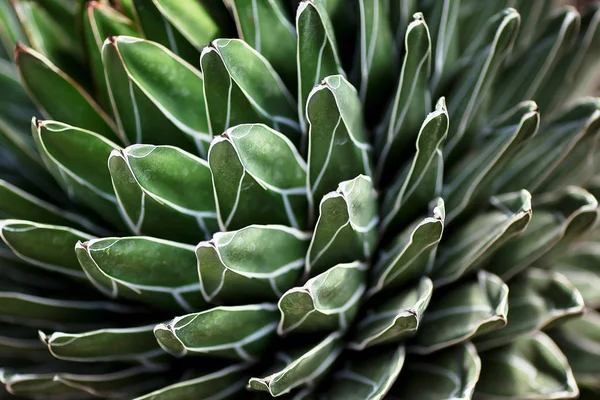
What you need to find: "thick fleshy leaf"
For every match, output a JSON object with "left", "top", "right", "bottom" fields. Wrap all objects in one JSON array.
[
  {"left": 200, "top": 39, "right": 299, "bottom": 142},
  {"left": 109, "top": 144, "right": 218, "bottom": 242},
  {"left": 427, "top": 0, "right": 461, "bottom": 90},
  {"left": 475, "top": 268, "right": 585, "bottom": 351},
  {"left": 1, "top": 364, "right": 169, "bottom": 399},
  {"left": 443, "top": 101, "right": 540, "bottom": 222},
  {"left": 379, "top": 98, "right": 448, "bottom": 236},
  {"left": 475, "top": 332, "right": 578, "bottom": 400},
  {"left": 197, "top": 225, "right": 310, "bottom": 304},
  {"left": 134, "top": 362, "right": 251, "bottom": 400},
  {"left": 491, "top": 7, "right": 580, "bottom": 115},
  {"left": 553, "top": 242, "right": 600, "bottom": 308},
  {"left": 130, "top": 0, "right": 199, "bottom": 64},
  {"left": 488, "top": 187, "right": 599, "bottom": 280},
  {"left": 550, "top": 310, "right": 600, "bottom": 389},
  {"left": 325, "top": 345, "right": 405, "bottom": 400},
  {"left": 306, "top": 175, "right": 377, "bottom": 277},
  {"left": 375, "top": 12, "right": 431, "bottom": 185},
  {"left": 410, "top": 270, "right": 508, "bottom": 355},
  {"left": 388, "top": 343, "right": 481, "bottom": 400},
  {"left": 349, "top": 277, "right": 433, "bottom": 351},
  {"left": 444, "top": 8, "right": 520, "bottom": 159},
  {"left": 0, "top": 219, "right": 93, "bottom": 279},
  {"left": 225, "top": 0, "right": 296, "bottom": 88},
  {"left": 248, "top": 331, "right": 343, "bottom": 397},
  {"left": 32, "top": 119, "right": 125, "bottom": 229},
  {"left": 39, "top": 324, "right": 165, "bottom": 363},
  {"left": 370, "top": 198, "right": 444, "bottom": 295},
  {"left": 0, "top": 179, "right": 98, "bottom": 233},
  {"left": 432, "top": 190, "right": 532, "bottom": 286},
  {"left": 83, "top": 2, "right": 139, "bottom": 108},
  {"left": 103, "top": 36, "right": 210, "bottom": 155},
  {"left": 497, "top": 98, "right": 600, "bottom": 194},
  {"left": 355, "top": 0, "right": 397, "bottom": 121},
  {"left": 306, "top": 75, "right": 372, "bottom": 209},
  {"left": 296, "top": 0, "right": 345, "bottom": 133},
  {"left": 278, "top": 262, "right": 366, "bottom": 335},
  {"left": 208, "top": 124, "right": 308, "bottom": 231},
  {"left": 76, "top": 236, "right": 206, "bottom": 312},
  {"left": 151, "top": 0, "right": 228, "bottom": 49},
  {"left": 154, "top": 304, "right": 278, "bottom": 360},
  {"left": 15, "top": 45, "right": 120, "bottom": 142}
]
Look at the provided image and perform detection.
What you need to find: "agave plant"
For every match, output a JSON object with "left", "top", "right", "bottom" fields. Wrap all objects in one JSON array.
[{"left": 0, "top": 0, "right": 599, "bottom": 398}]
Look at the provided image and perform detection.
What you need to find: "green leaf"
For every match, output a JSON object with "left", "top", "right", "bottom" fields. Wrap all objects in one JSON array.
[
  {"left": 444, "top": 8, "right": 520, "bottom": 159},
  {"left": 32, "top": 119, "right": 125, "bottom": 229},
  {"left": 379, "top": 98, "right": 448, "bottom": 236},
  {"left": 325, "top": 345, "right": 405, "bottom": 400},
  {"left": 550, "top": 310, "right": 600, "bottom": 389},
  {"left": 103, "top": 36, "right": 210, "bottom": 155},
  {"left": 200, "top": 38, "right": 299, "bottom": 142},
  {"left": 375, "top": 12, "right": 431, "bottom": 186},
  {"left": 443, "top": 101, "right": 540, "bottom": 222},
  {"left": 0, "top": 219, "right": 93, "bottom": 279},
  {"left": 130, "top": 0, "right": 199, "bottom": 64},
  {"left": 0, "top": 1, "right": 28, "bottom": 59},
  {"left": 306, "top": 175, "right": 377, "bottom": 277},
  {"left": 83, "top": 2, "right": 139, "bottom": 108},
  {"left": 39, "top": 324, "right": 166, "bottom": 363},
  {"left": 225, "top": 0, "right": 296, "bottom": 88},
  {"left": 248, "top": 331, "right": 343, "bottom": 396},
  {"left": 370, "top": 199, "right": 444, "bottom": 296},
  {"left": 497, "top": 98, "right": 600, "bottom": 194},
  {"left": 108, "top": 144, "right": 218, "bottom": 243},
  {"left": 134, "top": 362, "right": 251, "bottom": 400},
  {"left": 306, "top": 75, "right": 371, "bottom": 210},
  {"left": 151, "top": 0, "right": 228, "bottom": 49},
  {"left": 553, "top": 242, "right": 600, "bottom": 308},
  {"left": 355, "top": 0, "right": 397, "bottom": 121},
  {"left": 432, "top": 190, "right": 532, "bottom": 286},
  {"left": 76, "top": 236, "right": 206, "bottom": 313},
  {"left": 410, "top": 270, "right": 508, "bottom": 354},
  {"left": 197, "top": 225, "right": 310, "bottom": 304},
  {"left": 0, "top": 179, "right": 97, "bottom": 233},
  {"left": 488, "top": 187, "right": 599, "bottom": 280},
  {"left": 278, "top": 261, "right": 367, "bottom": 335},
  {"left": 388, "top": 343, "right": 481, "bottom": 400},
  {"left": 154, "top": 304, "right": 278, "bottom": 360},
  {"left": 0, "top": 322, "right": 47, "bottom": 360},
  {"left": 15, "top": 45, "right": 120, "bottom": 142},
  {"left": 475, "top": 332, "right": 578, "bottom": 400},
  {"left": 491, "top": 6, "right": 580, "bottom": 115},
  {"left": 475, "top": 268, "right": 585, "bottom": 351},
  {"left": 349, "top": 277, "right": 433, "bottom": 350},
  {"left": 427, "top": 0, "right": 461, "bottom": 90},
  {"left": 296, "top": 0, "right": 345, "bottom": 133},
  {"left": 208, "top": 124, "right": 308, "bottom": 231},
  {"left": 1, "top": 364, "right": 170, "bottom": 399}
]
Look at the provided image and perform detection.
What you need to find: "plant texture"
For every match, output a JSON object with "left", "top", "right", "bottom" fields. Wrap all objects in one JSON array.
[{"left": 0, "top": 0, "right": 600, "bottom": 399}]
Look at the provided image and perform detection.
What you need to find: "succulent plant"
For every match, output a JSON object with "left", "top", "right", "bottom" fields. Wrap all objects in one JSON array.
[{"left": 0, "top": 0, "right": 600, "bottom": 399}]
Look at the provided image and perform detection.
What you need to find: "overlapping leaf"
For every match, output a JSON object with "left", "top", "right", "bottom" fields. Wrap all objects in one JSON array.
[{"left": 553, "top": 242, "right": 600, "bottom": 308}]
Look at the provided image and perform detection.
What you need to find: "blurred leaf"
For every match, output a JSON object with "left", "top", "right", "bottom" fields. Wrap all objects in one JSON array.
[
  {"left": 208, "top": 124, "right": 308, "bottom": 231},
  {"left": 410, "top": 270, "right": 508, "bottom": 354},
  {"left": 197, "top": 224, "right": 310, "bottom": 304},
  {"left": 248, "top": 331, "right": 343, "bottom": 397},
  {"left": 432, "top": 190, "right": 532, "bottom": 286},
  {"left": 306, "top": 75, "right": 371, "bottom": 210},
  {"left": 350, "top": 277, "right": 432, "bottom": 351},
  {"left": 475, "top": 268, "right": 585, "bottom": 351},
  {"left": 475, "top": 332, "right": 578, "bottom": 400},
  {"left": 76, "top": 236, "right": 206, "bottom": 312},
  {"left": 426, "top": 0, "right": 461, "bottom": 91},
  {"left": 154, "top": 304, "right": 278, "bottom": 360},
  {"left": 306, "top": 175, "right": 377, "bottom": 277},
  {"left": 109, "top": 144, "right": 218, "bottom": 242},
  {"left": 553, "top": 242, "right": 600, "bottom": 308},
  {"left": 278, "top": 262, "right": 366, "bottom": 335},
  {"left": 0, "top": 1, "right": 28, "bottom": 58}
]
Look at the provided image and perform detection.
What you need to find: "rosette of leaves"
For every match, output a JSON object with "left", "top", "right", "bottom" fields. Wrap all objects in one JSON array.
[{"left": 1, "top": 0, "right": 600, "bottom": 399}]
